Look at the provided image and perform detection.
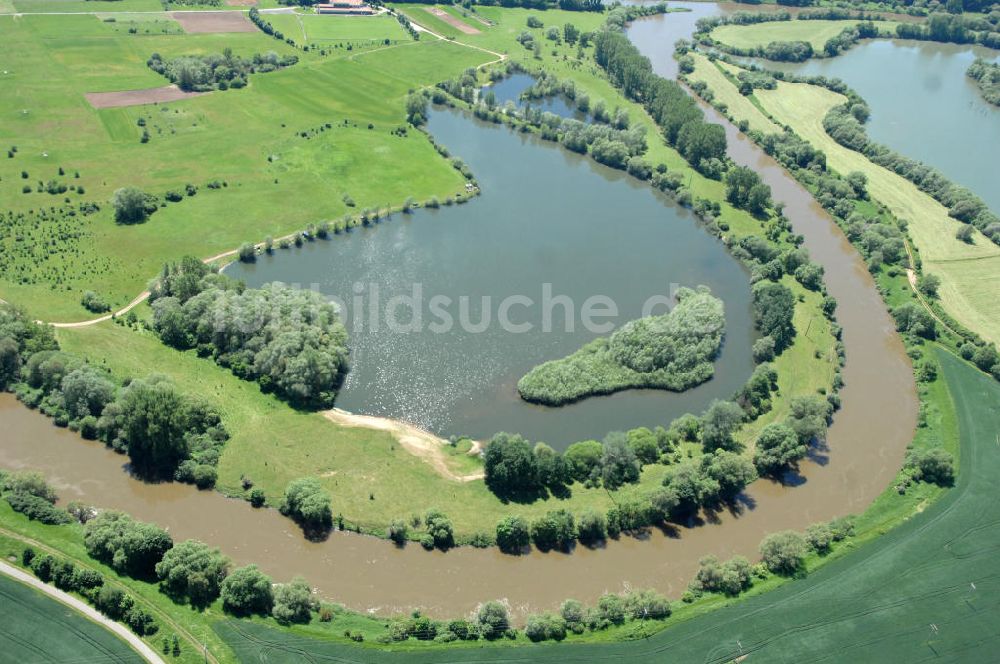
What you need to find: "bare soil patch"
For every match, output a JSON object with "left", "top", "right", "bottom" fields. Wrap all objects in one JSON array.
[
  {"left": 323, "top": 408, "right": 484, "bottom": 482},
  {"left": 225, "top": 0, "right": 257, "bottom": 5},
  {"left": 85, "top": 85, "right": 204, "bottom": 109},
  {"left": 425, "top": 7, "right": 479, "bottom": 35},
  {"left": 171, "top": 11, "right": 257, "bottom": 33}
]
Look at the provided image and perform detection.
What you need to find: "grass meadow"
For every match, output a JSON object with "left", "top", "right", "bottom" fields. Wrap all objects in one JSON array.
[
  {"left": 0, "top": 13, "right": 485, "bottom": 320},
  {"left": 711, "top": 18, "right": 899, "bottom": 52}
]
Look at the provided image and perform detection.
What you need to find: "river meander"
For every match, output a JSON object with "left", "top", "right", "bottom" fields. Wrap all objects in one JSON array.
[{"left": 0, "top": 3, "right": 918, "bottom": 620}]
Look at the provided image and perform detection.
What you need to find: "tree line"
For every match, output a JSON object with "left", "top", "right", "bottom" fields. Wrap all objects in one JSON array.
[
  {"left": 0, "top": 305, "right": 228, "bottom": 486},
  {"left": 149, "top": 257, "right": 350, "bottom": 409},
  {"left": 967, "top": 58, "right": 1000, "bottom": 106},
  {"left": 593, "top": 27, "right": 729, "bottom": 177}
]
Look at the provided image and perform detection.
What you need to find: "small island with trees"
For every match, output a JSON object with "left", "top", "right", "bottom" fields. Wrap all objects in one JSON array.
[{"left": 517, "top": 286, "right": 725, "bottom": 406}]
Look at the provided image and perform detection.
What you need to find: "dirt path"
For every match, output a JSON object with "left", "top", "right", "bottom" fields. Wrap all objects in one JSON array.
[
  {"left": 0, "top": 527, "right": 220, "bottom": 664},
  {"left": 323, "top": 408, "right": 484, "bottom": 482},
  {"left": 0, "top": 559, "right": 166, "bottom": 664},
  {"left": 904, "top": 239, "right": 961, "bottom": 339}
]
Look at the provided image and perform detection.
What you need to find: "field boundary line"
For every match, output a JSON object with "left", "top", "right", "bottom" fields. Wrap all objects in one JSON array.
[
  {"left": 0, "top": 526, "right": 221, "bottom": 664},
  {"left": 0, "top": 559, "right": 166, "bottom": 664}
]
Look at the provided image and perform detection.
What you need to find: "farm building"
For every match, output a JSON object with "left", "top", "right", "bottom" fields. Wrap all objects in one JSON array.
[{"left": 315, "top": 0, "right": 374, "bottom": 15}]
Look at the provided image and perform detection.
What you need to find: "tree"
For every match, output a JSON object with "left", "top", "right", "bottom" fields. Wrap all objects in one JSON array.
[
  {"left": 112, "top": 187, "right": 156, "bottom": 224},
  {"left": 60, "top": 365, "right": 116, "bottom": 423},
  {"left": 805, "top": 523, "right": 833, "bottom": 553},
  {"left": 495, "top": 515, "right": 530, "bottom": 553},
  {"left": 787, "top": 396, "right": 831, "bottom": 445},
  {"left": 113, "top": 378, "right": 192, "bottom": 478},
  {"left": 662, "top": 464, "right": 718, "bottom": 518},
  {"left": 626, "top": 427, "right": 659, "bottom": 464},
  {"left": 752, "top": 281, "right": 796, "bottom": 350},
  {"left": 700, "top": 400, "right": 744, "bottom": 452},
  {"left": 600, "top": 431, "right": 640, "bottom": 489},
  {"left": 702, "top": 450, "right": 757, "bottom": 498},
  {"left": 759, "top": 530, "right": 808, "bottom": 575},
  {"left": 0, "top": 337, "right": 19, "bottom": 389},
  {"left": 534, "top": 442, "right": 569, "bottom": 489},
  {"left": 405, "top": 93, "right": 428, "bottom": 126},
  {"left": 387, "top": 519, "right": 408, "bottom": 545},
  {"left": 753, "top": 422, "right": 806, "bottom": 475},
  {"left": 692, "top": 555, "right": 752, "bottom": 596},
  {"left": 220, "top": 565, "right": 273, "bottom": 616},
  {"left": 424, "top": 508, "right": 454, "bottom": 549},
  {"left": 905, "top": 448, "right": 955, "bottom": 486},
  {"left": 724, "top": 166, "right": 762, "bottom": 209},
  {"left": 530, "top": 509, "right": 576, "bottom": 551},
  {"left": 272, "top": 576, "right": 318, "bottom": 624},
  {"left": 525, "top": 613, "right": 567, "bottom": 641},
  {"left": 677, "top": 121, "right": 727, "bottom": 172},
  {"left": 280, "top": 478, "right": 332, "bottom": 533},
  {"left": 560, "top": 599, "right": 585, "bottom": 632},
  {"left": 84, "top": 511, "right": 173, "bottom": 579},
  {"left": 563, "top": 23, "right": 579, "bottom": 44},
  {"left": 917, "top": 273, "right": 941, "bottom": 299},
  {"left": 624, "top": 589, "right": 671, "bottom": 620},
  {"left": 576, "top": 509, "right": 607, "bottom": 544},
  {"left": 155, "top": 539, "right": 229, "bottom": 607},
  {"left": 475, "top": 601, "right": 509, "bottom": 640},
  {"left": 483, "top": 433, "right": 539, "bottom": 498},
  {"left": 564, "top": 440, "right": 603, "bottom": 482}
]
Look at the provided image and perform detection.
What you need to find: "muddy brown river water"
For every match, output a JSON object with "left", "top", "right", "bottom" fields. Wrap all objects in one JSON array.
[{"left": 0, "top": 4, "right": 917, "bottom": 620}]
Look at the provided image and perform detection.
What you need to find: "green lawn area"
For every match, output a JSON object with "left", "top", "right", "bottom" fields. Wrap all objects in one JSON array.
[
  {"left": 0, "top": 572, "right": 146, "bottom": 663},
  {"left": 712, "top": 19, "right": 898, "bottom": 52},
  {"left": 301, "top": 13, "right": 410, "bottom": 42},
  {"left": 12, "top": 0, "right": 162, "bottom": 12},
  {"left": 0, "top": 14, "right": 488, "bottom": 320},
  {"left": 202, "top": 351, "right": 1000, "bottom": 662},
  {"left": 99, "top": 12, "right": 185, "bottom": 36}
]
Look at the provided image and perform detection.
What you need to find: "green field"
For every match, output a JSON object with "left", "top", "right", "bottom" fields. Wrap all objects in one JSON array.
[
  {"left": 752, "top": 80, "right": 1000, "bottom": 345},
  {"left": 0, "top": 572, "right": 145, "bottom": 663},
  {"left": 688, "top": 53, "right": 781, "bottom": 135},
  {"left": 712, "top": 19, "right": 898, "bottom": 52},
  {"left": 263, "top": 12, "right": 411, "bottom": 46},
  {"left": 0, "top": 13, "right": 487, "bottom": 320},
  {"left": 203, "top": 351, "right": 1000, "bottom": 661},
  {"left": 11, "top": 0, "right": 163, "bottom": 12}
]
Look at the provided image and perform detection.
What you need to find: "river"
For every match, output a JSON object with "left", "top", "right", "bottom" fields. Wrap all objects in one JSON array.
[{"left": 0, "top": 3, "right": 917, "bottom": 620}]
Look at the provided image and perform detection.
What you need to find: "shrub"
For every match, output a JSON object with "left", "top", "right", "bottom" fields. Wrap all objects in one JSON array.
[
  {"left": 280, "top": 478, "right": 332, "bottom": 533},
  {"left": 525, "top": 613, "right": 567, "bottom": 641},
  {"left": 475, "top": 601, "right": 509, "bottom": 640},
  {"left": 272, "top": 576, "right": 318, "bottom": 624},
  {"left": 759, "top": 530, "right": 808, "bottom": 575},
  {"left": 495, "top": 515, "right": 530, "bottom": 553},
  {"left": 220, "top": 565, "right": 273, "bottom": 616}
]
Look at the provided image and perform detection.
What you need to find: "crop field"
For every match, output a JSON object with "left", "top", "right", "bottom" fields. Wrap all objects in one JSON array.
[
  {"left": 752, "top": 80, "right": 1000, "bottom": 345},
  {"left": 0, "top": 573, "right": 145, "bottom": 663},
  {"left": 0, "top": 13, "right": 489, "bottom": 320},
  {"left": 206, "top": 351, "right": 1000, "bottom": 662},
  {"left": 711, "top": 19, "right": 898, "bottom": 51}
]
